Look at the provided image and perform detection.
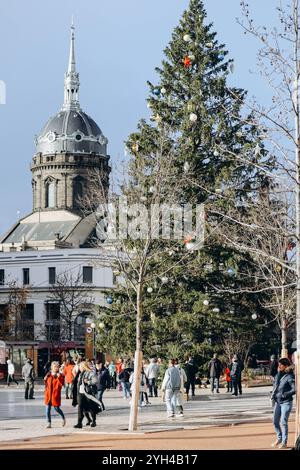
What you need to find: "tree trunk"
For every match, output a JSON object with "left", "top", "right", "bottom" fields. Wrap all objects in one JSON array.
[
  {"left": 128, "top": 282, "right": 143, "bottom": 431},
  {"left": 294, "top": 10, "right": 300, "bottom": 442},
  {"left": 280, "top": 318, "right": 289, "bottom": 359}
]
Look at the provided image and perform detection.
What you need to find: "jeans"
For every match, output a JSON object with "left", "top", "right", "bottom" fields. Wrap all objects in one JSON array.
[
  {"left": 97, "top": 389, "right": 105, "bottom": 410},
  {"left": 165, "top": 389, "right": 180, "bottom": 416},
  {"left": 24, "top": 380, "right": 34, "bottom": 399},
  {"left": 65, "top": 382, "right": 73, "bottom": 399},
  {"left": 210, "top": 377, "right": 220, "bottom": 393},
  {"left": 46, "top": 404, "right": 65, "bottom": 423},
  {"left": 273, "top": 401, "right": 293, "bottom": 444},
  {"left": 121, "top": 382, "right": 131, "bottom": 398},
  {"left": 148, "top": 378, "right": 158, "bottom": 397}
]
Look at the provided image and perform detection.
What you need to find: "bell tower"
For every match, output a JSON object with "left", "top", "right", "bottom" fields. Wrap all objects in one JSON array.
[{"left": 31, "top": 23, "right": 110, "bottom": 214}]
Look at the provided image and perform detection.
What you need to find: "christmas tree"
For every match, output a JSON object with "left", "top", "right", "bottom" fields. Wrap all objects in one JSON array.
[{"left": 96, "top": 0, "right": 277, "bottom": 382}]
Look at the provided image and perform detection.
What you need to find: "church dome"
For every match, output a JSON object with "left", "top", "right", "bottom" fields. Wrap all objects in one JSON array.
[
  {"left": 35, "top": 109, "right": 108, "bottom": 155},
  {"left": 35, "top": 23, "right": 108, "bottom": 156}
]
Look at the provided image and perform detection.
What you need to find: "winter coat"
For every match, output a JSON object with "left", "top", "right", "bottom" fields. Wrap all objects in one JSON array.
[
  {"left": 184, "top": 361, "right": 198, "bottom": 381},
  {"left": 225, "top": 367, "right": 231, "bottom": 382},
  {"left": 63, "top": 364, "right": 74, "bottom": 384},
  {"left": 44, "top": 372, "right": 64, "bottom": 407},
  {"left": 129, "top": 371, "right": 147, "bottom": 393},
  {"left": 145, "top": 363, "right": 160, "bottom": 380},
  {"left": 118, "top": 368, "right": 133, "bottom": 383},
  {"left": 208, "top": 358, "right": 223, "bottom": 379},
  {"left": 271, "top": 370, "right": 295, "bottom": 404},
  {"left": 161, "top": 366, "right": 181, "bottom": 391},
  {"left": 7, "top": 361, "right": 15, "bottom": 375},
  {"left": 230, "top": 361, "right": 243, "bottom": 380},
  {"left": 115, "top": 361, "right": 123, "bottom": 376},
  {"left": 176, "top": 365, "right": 187, "bottom": 392},
  {"left": 22, "top": 362, "right": 35, "bottom": 382},
  {"left": 96, "top": 367, "right": 110, "bottom": 391},
  {"left": 72, "top": 370, "right": 102, "bottom": 414}
]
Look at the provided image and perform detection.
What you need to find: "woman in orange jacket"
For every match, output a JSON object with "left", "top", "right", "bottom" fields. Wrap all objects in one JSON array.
[{"left": 44, "top": 361, "right": 66, "bottom": 428}]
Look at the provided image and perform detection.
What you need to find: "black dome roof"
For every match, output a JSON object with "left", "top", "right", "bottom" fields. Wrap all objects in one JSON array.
[{"left": 35, "top": 109, "right": 108, "bottom": 155}]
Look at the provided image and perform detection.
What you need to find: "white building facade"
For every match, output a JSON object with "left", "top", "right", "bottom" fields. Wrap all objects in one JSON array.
[{"left": 0, "top": 24, "right": 115, "bottom": 376}]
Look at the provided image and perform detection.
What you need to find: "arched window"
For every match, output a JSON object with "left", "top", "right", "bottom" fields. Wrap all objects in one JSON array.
[
  {"left": 73, "top": 178, "right": 83, "bottom": 208},
  {"left": 45, "top": 180, "right": 55, "bottom": 208},
  {"left": 74, "top": 312, "right": 91, "bottom": 341}
]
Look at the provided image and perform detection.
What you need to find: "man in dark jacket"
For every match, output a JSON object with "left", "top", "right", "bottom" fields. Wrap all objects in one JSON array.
[
  {"left": 230, "top": 355, "right": 243, "bottom": 396},
  {"left": 118, "top": 364, "right": 133, "bottom": 399},
  {"left": 208, "top": 353, "right": 223, "bottom": 394},
  {"left": 184, "top": 357, "right": 198, "bottom": 397},
  {"left": 22, "top": 358, "right": 35, "bottom": 399},
  {"left": 270, "top": 358, "right": 295, "bottom": 448},
  {"left": 95, "top": 361, "right": 110, "bottom": 411}
]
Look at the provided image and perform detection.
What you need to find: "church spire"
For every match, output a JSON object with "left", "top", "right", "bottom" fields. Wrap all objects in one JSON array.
[
  {"left": 62, "top": 20, "right": 80, "bottom": 111},
  {"left": 68, "top": 18, "right": 76, "bottom": 73}
]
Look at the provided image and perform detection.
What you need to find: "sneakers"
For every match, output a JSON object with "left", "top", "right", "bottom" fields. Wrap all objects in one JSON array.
[
  {"left": 176, "top": 412, "right": 184, "bottom": 418},
  {"left": 278, "top": 442, "right": 287, "bottom": 449},
  {"left": 46, "top": 423, "right": 51, "bottom": 429},
  {"left": 271, "top": 439, "right": 281, "bottom": 448}
]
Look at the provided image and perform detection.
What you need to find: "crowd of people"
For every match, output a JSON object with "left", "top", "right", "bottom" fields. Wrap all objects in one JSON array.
[{"left": 3, "top": 352, "right": 296, "bottom": 447}]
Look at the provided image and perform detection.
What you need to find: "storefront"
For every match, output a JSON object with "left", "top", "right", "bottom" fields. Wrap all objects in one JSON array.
[
  {"left": 5, "top": 341, "right": 39, "bottom": 377},
  {"left": 37, "top": 341, "right": 85, "bottom": 376}
]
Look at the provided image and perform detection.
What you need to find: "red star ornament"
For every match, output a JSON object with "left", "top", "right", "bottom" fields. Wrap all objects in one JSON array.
[{"left": 183, "top": 56, "right": 192, "bottom": 68}]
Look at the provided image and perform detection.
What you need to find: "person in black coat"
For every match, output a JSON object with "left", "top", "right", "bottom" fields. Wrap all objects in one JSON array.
[
  {"left": 230, "top": 355, "right": 243, "bottom": 396},
  {"left": 72, "top": 361, "right": 102, "bottom": 428},
  {"left": 184, "top": 357, "right": 198, "bottom": 397},
  {"left": 270, "top": 358, "right": 295, "bottom": 448},
  {"left": 95, "top": 361, "right": 110, "bottom": 411},
  {"left": 208, "top": 353, "right": 223, "bottom": 394}
]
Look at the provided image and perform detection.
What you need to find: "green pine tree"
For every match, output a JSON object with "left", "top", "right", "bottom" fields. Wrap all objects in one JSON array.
[{"left": 96, "top": 0, "right": 277, "bottom": 369}]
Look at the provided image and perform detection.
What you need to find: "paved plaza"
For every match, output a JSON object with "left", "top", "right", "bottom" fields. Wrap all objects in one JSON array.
[{"left": 0, "top": 383, "right": 292, "bottom": 449}]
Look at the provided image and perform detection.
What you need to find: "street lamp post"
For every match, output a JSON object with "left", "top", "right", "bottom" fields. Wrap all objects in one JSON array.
[{"left": 91, "top": 322, "right": 96, "bottom": 360}]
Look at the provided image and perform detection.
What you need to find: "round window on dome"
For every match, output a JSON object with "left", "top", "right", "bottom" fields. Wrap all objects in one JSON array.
[
  {"left": 47, "top": 132, "right": 56, "bottom": 143},
  {"left": 75, "top": 134, "right": 82, "bottom": 141}
]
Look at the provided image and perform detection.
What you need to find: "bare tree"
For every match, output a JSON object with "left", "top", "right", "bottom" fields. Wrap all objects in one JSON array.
[
  {"left": 48, "top": 271, "right": 95, "bottom": 341},
  {"left": 210, "top": 0, "right": 300, "bottom": 440},
  {"left": 81, "top": 122, "right": 205, "bottom": 431},
  {"left": 209, "top": 186, "right": 296, "bottom": 357},
  {"left": 0, "top": 280, "right": 30, "bottom": 340},
  {"left": 222, "top": 331, "right": 255, "bottom": 365}
]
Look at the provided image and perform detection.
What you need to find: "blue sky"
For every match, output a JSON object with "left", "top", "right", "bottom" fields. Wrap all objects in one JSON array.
[{"left": 0, "top": 0, "right": 277, "bottom": 234}]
